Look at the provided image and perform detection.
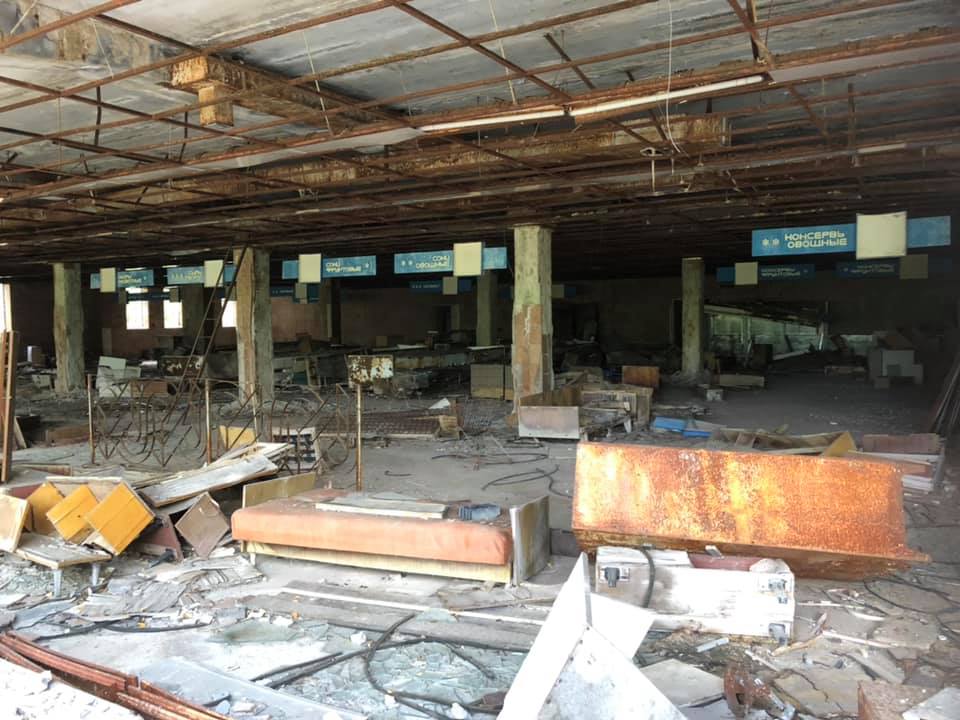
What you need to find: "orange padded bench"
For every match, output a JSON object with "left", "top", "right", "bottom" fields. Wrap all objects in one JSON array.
[{"left": 232, "top": 488, "right": 549, "bottom": 584}]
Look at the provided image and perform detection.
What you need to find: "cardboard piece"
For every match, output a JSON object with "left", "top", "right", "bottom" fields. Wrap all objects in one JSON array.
[
  {"left": 242, "top": 473, "right": 317, "bottom": 509},
  {"left": 175, "top": 493, "right": 229, "bottom": 558}
]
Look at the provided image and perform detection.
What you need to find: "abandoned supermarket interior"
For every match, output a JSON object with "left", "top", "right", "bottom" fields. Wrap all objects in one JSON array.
[{"left": 0, "top": 0, "right": 958, "bottom": 718}]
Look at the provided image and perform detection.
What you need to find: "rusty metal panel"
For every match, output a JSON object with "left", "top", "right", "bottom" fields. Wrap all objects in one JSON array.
[
  {"left": 346, "top": 355, "right": 394, "bottom": 384},
  {"left": 572, "top": 443, "right": 927, "bottom": 579}
]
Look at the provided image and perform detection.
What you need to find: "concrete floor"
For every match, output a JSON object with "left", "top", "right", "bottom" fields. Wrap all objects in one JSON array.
[{"left": 3, "top": 372, "right": 959, "bottom": 717}]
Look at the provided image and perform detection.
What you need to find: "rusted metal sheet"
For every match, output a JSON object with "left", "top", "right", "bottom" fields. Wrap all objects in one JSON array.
[
  {"left": 572, "top": 443, "right": 927, "bottom": 579},
  {"left": 346, "top": 354, "right": 394, "bottom": 384}
]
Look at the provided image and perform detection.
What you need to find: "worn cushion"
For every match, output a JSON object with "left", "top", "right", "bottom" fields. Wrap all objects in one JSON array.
[{"left": 232, "top": 488, "right": 512, "bottom": 566}]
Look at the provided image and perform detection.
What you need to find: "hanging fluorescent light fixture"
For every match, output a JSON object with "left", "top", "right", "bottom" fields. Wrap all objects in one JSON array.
[
  {"left": 419, "top": 109, "right": 566, "bottom": 132},
  {"left": 569, "top": 75, "right": 766, "bottom": 118}
]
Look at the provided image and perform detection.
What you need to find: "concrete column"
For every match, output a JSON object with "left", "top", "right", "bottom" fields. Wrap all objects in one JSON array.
[
  {"left": 316, "top": 281, "right": 332, "bottom": 341},
  {"left": 476, "top": 271, "right": 498, "bottom": 346},
  {"left": 512, "top": 225, "right": 553, "bottom": 403},
  {"left": 52, "top": 262, "right": 85, "bottom": 394},
  {"left": 179, "top": 285, "right": 205, "bottom": 342},
  {"left": 329, "top": 280, "right": 342, "bottom": 344},
  {"left": 681, "top": 256, "right": 705, "bottom": 380},
  {"left": 234, "top": 247, "right": 274, "bottom": 403}
]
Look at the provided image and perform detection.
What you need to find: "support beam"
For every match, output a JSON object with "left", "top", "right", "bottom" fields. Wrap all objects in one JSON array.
[
  {"left": 178, "top": 285, "right": 205, "bottom": 343},
  {"left": 476, "top": 271, "right": 498, "bottom": 346},
  {"left": 52, "top": 263, "right": 85, "bottom": 395},
  {"left": 512, "top": 225, "right": 553, "bottom": 404},
  {"left": 234, "top": 247, "right": 273, "bottom": 404},
  {"left": 681, "top": 257, "right": 705, "bottom": 381},
  {"left": 329, "top": 280, "right": 342, "bottom": 344}
]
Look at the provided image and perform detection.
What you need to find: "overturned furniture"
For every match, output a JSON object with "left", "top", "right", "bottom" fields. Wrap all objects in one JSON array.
[
  {"left": 572, "top": 443, "right": 927, "bottom": 579},
  {"left": 232, "top": 489, "right": 549, "bottom": 583}
]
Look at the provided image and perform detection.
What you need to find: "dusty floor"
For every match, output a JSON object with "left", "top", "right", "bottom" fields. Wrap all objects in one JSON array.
[{"left": 2, "top": 373, "right": 959, "bottom": 718}]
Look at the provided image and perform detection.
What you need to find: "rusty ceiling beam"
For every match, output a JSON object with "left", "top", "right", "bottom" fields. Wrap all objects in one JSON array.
[{"left": 0, "top": 0, "right": 141, "bottom": 53}]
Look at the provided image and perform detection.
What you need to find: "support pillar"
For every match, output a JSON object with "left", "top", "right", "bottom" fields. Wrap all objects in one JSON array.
[
  {"left": 52, "top": 262, "right": 84, "bottom": 395},
  {"left": 329, "top": 280, "right": 342, "bottom": 344},
  {"left": 234, "top": 247, "right": 273, "bottom": 403},
  {"left": 512, "top": 225, "right": 553, "bottom": 404},
  {"left": 316, "top": 281, "right": 332, "bottom": 341},
  {"left": 179, "top": 285, "right": 205, "bottom": 343},
  {"left": 681, "top": 257, "right": 705, "bottom": 380},
  {"left": 476, "top": 271, "right": 498, "bottom": 346}
]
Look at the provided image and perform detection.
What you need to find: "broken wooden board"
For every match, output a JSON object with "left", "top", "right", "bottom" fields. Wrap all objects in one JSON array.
[
  {"left": 46, "top": 485, "right": 97, "bottom": 544},
  {"left": 0, "top": 494, "right": 29, "bottom": 553},
  {"left": 823, "top": 431, "right": 857, "bottom": 457},
  {"left": 44, "top": 424, "right": 89, "bottom": 446},
  {"left": 242, "top": 473, "right": 317, "bottom": 509},
  {"left": 175, "top": 493, "right": 229, "bottom": 559},
  {"left": 861, "top": 433, "right": 942, "bottom": 455},
  {"left": 218, "top": 425, "right": 257, "bottom": 451},
  {"left": 595, "top": 547, "right": 796, "bottom": 639},
  {"left": 84, "top": 482, "right": 155, "bottom": 555},
  {"left": 244, "top": 540, "right": 512, "bottom": 584},
  {"left": 15, "top": 533, "right": 111, "bottom": 569},
  {"left": 250, "top": 591, "right": 536, "bottom": 652},
  {"left": 141, "top": 454, "right": 278, "bottom": 508},
  {"left": 315, "top": 493, "right": 446, "bottom": 519},
  {"left": 25, "top": 483, "right": 63, "bottom": 536},
  {"left": 510, "top": 495, "right": 550, "bottom": 584}
]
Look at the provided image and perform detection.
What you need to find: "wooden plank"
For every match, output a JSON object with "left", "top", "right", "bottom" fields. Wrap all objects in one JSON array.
[
  {"left": 250, "top": 591, "right": 535, "bottom": 651},
  {"left": 315, "top": 493, "right": 446, "bottom": 519},
  {"left": 218, "top": 425, "right": 257, "bottom": 451},
  {"left": 0, "top": 332, "right": 17, "bottom": 484},
  {"left": 0, "top": 494, "right": 29, "bottom": 552},
  {"left": 46, "top": 485, "right": 98, "bottom": 543},
  {"left": 14, "top": 533, "right": 110, "bottom": 569},
  {"left": 44, "top": 424, "right": 89, "bottom": 445},
  {"left": 622, "top": 365, "right": 660, "bottom": 388},
  {"left": 84, "top": 482, "right": 155, "bottom": 554},
  {"left": 132, "top": 512, "right": 183, "bottom": 561},
  {"left": 25, "top": 483, "right": 64, "bottom": 536},
  {"left": 717, "top": 373, "right": 765, "bottom": 388},
  {"left": 242, "top": 473, "right": 317, "bottom": 509},
  {"left": 510, "top": 495, "right": 550, "bottom": 583},
  {"left": 141, "top": 455, "right": 277, "bottom": 507},
  {"left": 823, "top": 431, "right": 857, "bottom": 457},
  {"left": 862, "top": 433, "right": 941, "bottom": 454},
  {"left": 175, "top": 493, "right": 229, "bottom": 558},
  {"left": 244, "top": 541, "right": 512, "bottom": 584}
]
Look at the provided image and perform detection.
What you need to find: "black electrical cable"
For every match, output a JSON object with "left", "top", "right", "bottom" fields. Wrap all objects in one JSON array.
[
  {"left": 431, "top": 452, "right": 549, "bottom": 466},
  {"left": 640, "top": 546, "right": 656, "bottom": 609},
  {"left": 864, "top": 576, "right": 960, "bottom": 640},
  {"left": 482, "top": 465, "right": 571, "bottom": 498},
  {"left": 30, "top": 618, "right": 210, "bottom": 642}
]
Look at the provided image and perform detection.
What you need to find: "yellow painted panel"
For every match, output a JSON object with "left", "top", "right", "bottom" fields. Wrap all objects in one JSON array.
[
  {"left": 26, "top": 483, "right": 64, "bottom": 536},
  {"left": 47, "top": 485, "right": 98, "bottom": 543},
  {"left": 219, "top": 425, "right": 257, "bottom": 450},
  {"left": 85, "top": 482, "right": 154, "bottom": 555}
]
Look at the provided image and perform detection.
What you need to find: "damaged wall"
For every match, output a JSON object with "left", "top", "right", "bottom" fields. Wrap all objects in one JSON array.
[{"left": 9, "top": 280, "right": 101, "bottom": 364}]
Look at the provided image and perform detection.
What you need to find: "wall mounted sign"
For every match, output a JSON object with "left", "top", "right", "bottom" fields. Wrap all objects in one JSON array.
[
  {"left": 752, "top": 216, "right": 950, "bottom": 257},
  {"left": 282, "top": 255, "right": 378, "bottom": 279},
  {"left": 166, "top": 266, "right": 203, "bottom": 285},
  {"left": 409, "top": 278, "right": 474, "bottom": 293},
  {"left": 395, "top": 250, "right": 454, "bottom": 274}
]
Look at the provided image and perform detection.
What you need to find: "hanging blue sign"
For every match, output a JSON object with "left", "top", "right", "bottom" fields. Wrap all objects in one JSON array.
[
  {"left": 753, "top": 216, "right": 950, "bottom": 257},
  {"left": 716, "top": 267, "right": 735, "bottom": 284},
  {"left": 117, "top": 269, "right": 154, "bottom": 288},
  {"left": 125, "top": 290, "right": 169, "bottom": 302},
  {"left": 760, "top": 263, "right": 815, "bottom": 281},
  {"left": 907, "top": 216, "right": 951, "bottom": 248},
  {"left": 90, "top": 273, "right": 101, "bottom": 289},
  {"left": 408, "top": 278, "right": 473, "bottom": 293},
  {"left": 324, "top": 255, "right": 376, "bottom": 277},
  {"left": 835, "top": 260, "right": 899, "bottom": 278},
  {"left": 482, "top": 247, "right": 508, "bottom": 270},
  {"left": 753, "top": 224, "right": 855, "bottom": 257},
  {"left": 281, "top": 260, "right": 298, "bottom": 280},
  {"left": 394, "top": 250, "right": 454, "bottom": 274},
  {"left": 166, "top": 266, "right": 204, "bottom": 285}
]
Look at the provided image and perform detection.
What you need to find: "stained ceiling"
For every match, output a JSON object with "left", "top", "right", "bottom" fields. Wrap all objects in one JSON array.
[{"left": 0, "top": 0, "right": 958, "bottom": 278}]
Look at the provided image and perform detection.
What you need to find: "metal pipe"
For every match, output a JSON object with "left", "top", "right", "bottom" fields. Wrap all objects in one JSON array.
[
  {"left": 356, "top": 384, "right": 363, "bottom": 491},
  {"left": 86, "top": 373, "right": 96, "bottom": 465}
]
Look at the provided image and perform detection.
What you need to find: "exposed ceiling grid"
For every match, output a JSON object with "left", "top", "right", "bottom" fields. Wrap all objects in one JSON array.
[{"left": 0, "top": 0, "right": 955, "bottom": 277}]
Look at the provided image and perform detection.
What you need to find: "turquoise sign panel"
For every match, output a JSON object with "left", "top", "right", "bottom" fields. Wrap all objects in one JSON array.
[
  {"left": 835, "top": 260, "right": 899, "bottom": 278},
  {"left": 281, "top": 260, "right": 298, "bottom": 280},
  {"left": 394, "top": 250, "right": 454, "bottom": 274},
  {"left": 760, "top": 263, "right": 815, "bottom": 281},
  {"left": 90, "top": 270, "right": 154, "bottom": 289},
  {"left": 167, "top": 266, "right": 203, "bottom": 285},
  {"left": 482, "top": 247, "right": 508, "bottom": 270},
  {"left": 753, "top": 216, "right": 950, "bottom": 257},
  {"left": 323, "top": 255, "right": 376, "bottom": 277}
]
